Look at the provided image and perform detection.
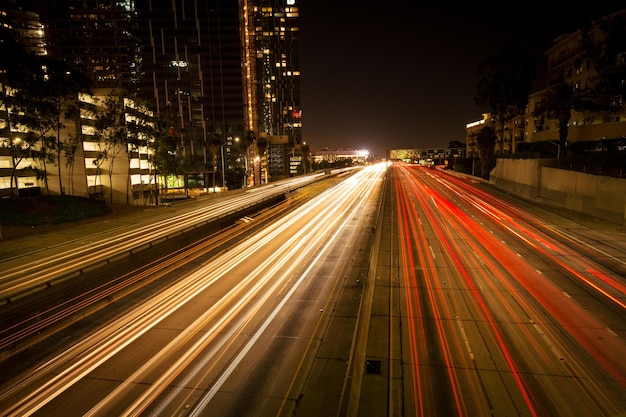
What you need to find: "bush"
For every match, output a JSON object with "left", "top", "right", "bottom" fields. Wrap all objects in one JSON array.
[{"left": 0, "top": 195, "right": 112, "bottom": 226}]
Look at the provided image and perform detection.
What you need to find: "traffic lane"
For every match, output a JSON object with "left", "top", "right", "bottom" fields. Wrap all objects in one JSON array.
[
  {"left": 419, "top": 167, "right": 626, "bottom": 405},
  {"left": 185, "top": 169, "right": 384, "bottom": 417},
  {"left": 0, "top": 171, "right": 332, "bottom": 302},
  {"left": 425, "top": 167, "right": 625, "bottom": 325},
  {"left": 394, "top": 168, "right": 536, "bottom": 416},
  {"left": 395, "top": 165, "right": 626, "bottom": 416},
  {"left": 0, "top": 190, "right": 281, "bottom": 303},
  {"left": 442, "top": 169, "right": 626, "bottom": 274},
  {"left": 427, "top": 168, "right": 626, "bottom": 355},
  {"left": 205, "top": 256, "right": 352, "bottom": 417},
  {"left": 0, "top": 165, "right": 386, "bottom": 416},
  {"left": 0, "top": 197, "right": 304, "bottom": 414}
]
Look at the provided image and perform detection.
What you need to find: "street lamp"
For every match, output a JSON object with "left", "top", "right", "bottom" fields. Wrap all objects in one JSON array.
[{"left": 234, "top": 137, "right": 248, "bottom": 187}]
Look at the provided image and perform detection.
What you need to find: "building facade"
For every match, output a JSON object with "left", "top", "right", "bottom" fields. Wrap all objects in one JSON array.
[
  {"left": 0, "top": 0, "right": 303, "bottom": 201},
  {"left": 136, "top": 0, "right": 247, "bottom": 189},
  {"left": 527, "top": 16, "right": 626, "bottom": 146},
  {"left": 250, "top": 0, "right": 302, "bottom": 180},
  {"left": 252, "top": 1, "right": 302, "bottom": 144},
  {"left": 466, "top": 9, "right": 626, "bottom": 160},
  {"left": 35, "top": 0, "right": 141, "bottom": 92}
]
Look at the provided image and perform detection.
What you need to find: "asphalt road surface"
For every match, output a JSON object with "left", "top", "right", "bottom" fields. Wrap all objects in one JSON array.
[{"left": 1, "top": 163, "right": 625, "bottom": 417}]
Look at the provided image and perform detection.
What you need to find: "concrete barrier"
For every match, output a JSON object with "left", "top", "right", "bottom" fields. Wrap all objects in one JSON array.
[{"left": 490, "top": 158, "right": 626, "bottom": 225}]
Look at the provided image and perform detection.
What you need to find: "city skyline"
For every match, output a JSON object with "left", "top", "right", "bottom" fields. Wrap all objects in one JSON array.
[{"left": 0, "top": 0, "right": 305, "bottom": 201}]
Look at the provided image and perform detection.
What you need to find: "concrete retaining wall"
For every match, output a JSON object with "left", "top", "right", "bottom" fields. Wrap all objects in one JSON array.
[{"left": 490, "top": 158, "right": 626, "bottom": 225}]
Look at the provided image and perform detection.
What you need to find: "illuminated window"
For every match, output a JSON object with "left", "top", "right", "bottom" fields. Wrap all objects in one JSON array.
[
  {"left": 83, "top": 142, "right": 100, "bottom": 151},
  {"left": 80, "top": 108, "right": 96, "bottom": 119},
  {"left": 81, "top": 125, "right": 96, "bottom": 135},
  {"left": 79, "top": 92, "right": 98, "bottom": 104},
  {"left": 86, "top": 175, "right": 100, "bottom": 187}
]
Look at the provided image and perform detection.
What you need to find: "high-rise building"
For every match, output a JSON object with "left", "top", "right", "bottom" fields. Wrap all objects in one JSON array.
[
  {"left": 247, "top": 0, "right": 302, "bottom": 180},
  {"left": 33, "top": 0, "right": 141, "bottom": 92},
  {"left": 135, "top": 0, "right": 248, "bottom": 189},
  {"left": 136, "top": 0, "right": 303, "bottom": 187},
  {"left": 251, "top": 0, "right": 301, "bottom": 143},
  {"left": 1, "top": 0, "right": 47, "bottom": 56}
]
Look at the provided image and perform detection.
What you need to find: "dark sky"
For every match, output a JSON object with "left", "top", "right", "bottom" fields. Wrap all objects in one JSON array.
[{"left": 298, "top": 2, "right": 626, "bottom": 157}]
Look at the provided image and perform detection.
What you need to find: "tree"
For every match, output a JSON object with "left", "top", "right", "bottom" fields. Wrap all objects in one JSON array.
[
  {"left": 475, "top": 42, "right": 536, "bottom": 153},
  {"left": 123, "top": 102, "right": 155, "bottom": 204},
  {"left": 92, "top": 91, "right": 130, "bottom": 203},
  {"left": 11, "top": 85, "right": 58, "bottom": 195},
  {"left": 475, "top": 125, "right": 497, "bottom": 178},
  {"left": 207, "top": 133, "right": 223, "bottom": 191},
  {"left": 149, "top": 115, "right": 183, "bottom": 203},
  {"left": 533, "top": 81, "right": 596, "bottom": 156},
  {"left": 0, "top": 26, "right": 48, "bottom": 196},
  {"left": 1, "top": 25, "right": 91, "bottom": 197},
  {"left": 300, "top": 142, "right": 311, "bottom": 174},
  {"left": 582, "top": 11, "right": 626, "bottom": 114},
  {"left": 38, "top": 57, "right": 92, "bottom": 195},
  {"left": 62, "top": 131, "right": 85, "bottom": 196}
]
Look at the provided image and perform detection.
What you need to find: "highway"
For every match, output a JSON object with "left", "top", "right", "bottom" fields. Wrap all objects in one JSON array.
[
  {"left": 0, "top": 169, "right": 352, "bottom": 361},
  {"left": 359, "top": 164, "right": 626, "bottom": 417},
  {"left": 0, "top": 171, "right": 327, "bottom": 304},
  {"left": 0, "top": 163, "right": 387, "bottom": 416},
  {"left": 1, "top": 162, "right": 625, "bottom": 417}
]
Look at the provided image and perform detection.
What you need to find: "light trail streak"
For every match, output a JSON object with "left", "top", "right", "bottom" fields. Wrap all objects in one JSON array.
[
  {"left": 433, "top": 169, "right": 626, "bottom": 307},
  {"left": 395, "top": 168, "right": 469, "bottom": 416},
  {"left": 439, "top": 178, "right": 626, "bottom": 393},
  {"left": 433, "top": 179, "right": 626, "bottom": 404},
  {"left": 0, "top": 222, "right": 257, "bottom": 353},
  {"left": 395, "top": 164, "right": 626, "bottom": 416},
  {"left": 417, "top": 179, "right": 541, "bottom": 416},
  {"left": 1, "top": 164, "right": 386, "bottom": 416},
  {"left": 394, "top": 177, "right": 425, "bottom": 415},
  {"left": 186, "top": 174, "right": 376, "bottom": 417},
  {"left": 0, "top": 173, "right": 327, "bottom": 302}
]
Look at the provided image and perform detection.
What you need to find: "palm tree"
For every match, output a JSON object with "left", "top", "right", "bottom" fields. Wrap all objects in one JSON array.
[
  {"left": 476, "top": 42, "right": 536, "bottom": 119},
  {"left": 475, "top": 125, "right": 497, "bottom": 178},
  {"left": 207, "top": 133, "right": 222, "bottom": 191},
  {"left": 475, "top": 42, "right": 536, "bottom": 154},
  {"left": 533, "top": 81, "right": 596, "bottom": 156}
]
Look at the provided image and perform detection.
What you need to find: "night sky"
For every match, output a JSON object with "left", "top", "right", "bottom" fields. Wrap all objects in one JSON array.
[{"left": 299, "top": 2, "right": 626, "bottom": 157}]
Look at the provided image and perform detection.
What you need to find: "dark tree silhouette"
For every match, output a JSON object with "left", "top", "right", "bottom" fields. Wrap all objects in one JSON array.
[
  {"left": 582, "top": 11, "right": 626, "bottom": 114},
  {"left": 475, "top": 42, "right": 536, "bottom": 120},
  {"left": 475, "top": 42, "right": 536, "bottom": 154},
  {"left": 475, "top": 125, "right": 497, "bottom": 178},
  {"left": 533, "top": 81, "right": 596, "bottom": 156}
]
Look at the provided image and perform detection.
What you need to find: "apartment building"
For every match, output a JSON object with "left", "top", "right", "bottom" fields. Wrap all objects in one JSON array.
[
  {"left": 467, "top": 9, "right": 626, "bottom": 158},
  {"left": 76, "top": 90, "right": 156, "bottom": 205}
]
